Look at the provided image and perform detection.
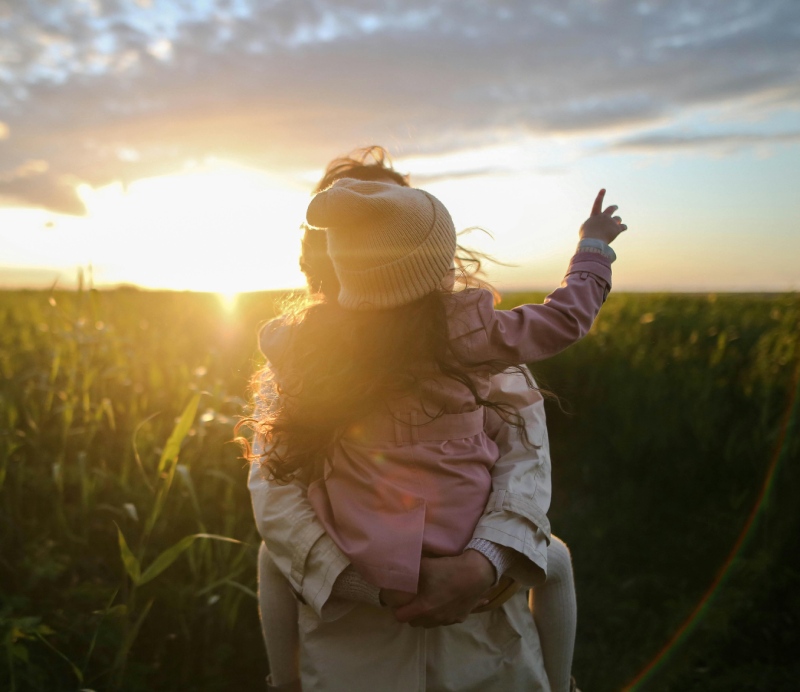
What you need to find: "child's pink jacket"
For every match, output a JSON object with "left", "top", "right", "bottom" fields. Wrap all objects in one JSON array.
[{"left": 261, "top": 250, "right": 612, "bottom": 592}]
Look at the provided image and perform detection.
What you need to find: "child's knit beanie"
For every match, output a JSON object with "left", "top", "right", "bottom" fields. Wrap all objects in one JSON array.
[{"left": 306, "top": 178, "right": 457, "bottom": 310}]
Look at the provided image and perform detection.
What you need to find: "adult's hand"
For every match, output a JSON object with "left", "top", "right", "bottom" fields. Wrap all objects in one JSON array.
[
  {"left": 379, "top": 588, "right": 416, "bottom": 609},
  {"left": 391, "top": 550, "right": 496, "bottom": 628}
]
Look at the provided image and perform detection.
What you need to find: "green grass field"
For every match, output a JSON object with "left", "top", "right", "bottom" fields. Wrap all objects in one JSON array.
[{"left": 1, "top": 288, "right": 798, "bottom": 691}]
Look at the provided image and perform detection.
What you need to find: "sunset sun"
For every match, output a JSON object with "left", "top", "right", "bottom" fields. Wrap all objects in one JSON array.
[{"left": 72, "top": 161, "right": 310, "bottom": 293}]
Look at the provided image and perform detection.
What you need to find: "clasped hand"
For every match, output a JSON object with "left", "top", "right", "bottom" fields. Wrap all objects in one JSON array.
[{"left": 379, "top": 549, "right": 496, "bottom": 628}]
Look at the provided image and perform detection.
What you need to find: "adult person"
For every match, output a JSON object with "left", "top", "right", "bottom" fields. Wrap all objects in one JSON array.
[{"left": 248, "top": 147, "right": 578, "bottom": 692}]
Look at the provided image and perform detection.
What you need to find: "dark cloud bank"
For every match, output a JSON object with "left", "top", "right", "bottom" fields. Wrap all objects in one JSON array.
[{"left": 0, "top": 0, "right": 798, "bottom": 214}]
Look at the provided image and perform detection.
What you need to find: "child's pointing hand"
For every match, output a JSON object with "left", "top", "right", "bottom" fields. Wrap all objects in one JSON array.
[{"left": 580, "top": 188, "right": 627, "bottom": 245}]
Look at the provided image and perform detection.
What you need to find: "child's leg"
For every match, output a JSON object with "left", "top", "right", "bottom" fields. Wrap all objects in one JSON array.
[
  {"left": 528, "top": 536, "right": 577, "bottom": 692},
  {"left": 258, "top": 541, "right": 301, "bottom": 689}
]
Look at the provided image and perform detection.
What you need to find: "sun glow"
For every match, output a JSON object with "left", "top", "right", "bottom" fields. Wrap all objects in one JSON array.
[
  {"left": 217, "top": 290, "right": 239, "bottom": 312},
  {"left": 58, "top": 163, "right": 308, "bottom": 292}
]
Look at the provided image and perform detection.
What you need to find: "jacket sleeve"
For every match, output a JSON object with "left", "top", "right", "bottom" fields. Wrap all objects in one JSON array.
[
  {"left": 248, "top": 367, "right": 355, "bottom": 621},
  {"left": 249, "top": 439, "right": 355, "bottom": 621},
  {"left": 455, "top": 251, "right": 611, "bottom": 366},
  {"left": 471, "top": 367, "right": 553, "bottom": 588}
]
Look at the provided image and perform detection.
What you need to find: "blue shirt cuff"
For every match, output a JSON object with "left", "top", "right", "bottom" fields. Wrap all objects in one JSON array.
[{"left": 577, "top": 238, "right": 616, "bottom": 262}]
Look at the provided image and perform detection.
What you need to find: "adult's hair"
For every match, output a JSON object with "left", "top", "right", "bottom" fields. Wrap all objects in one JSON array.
[
  {"left": 312, "top": 145, "right": 409, "bottom": 194},
  {"left": 300, "top": 146, "right": 409, "bottom": 297},
  {"left": 300, "top": 145, "right": 495, "bottom": 299}
]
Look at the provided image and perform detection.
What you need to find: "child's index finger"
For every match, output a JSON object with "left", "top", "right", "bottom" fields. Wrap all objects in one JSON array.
[{"left": 591, "top": 189, "right": 606, "bottom": 216}]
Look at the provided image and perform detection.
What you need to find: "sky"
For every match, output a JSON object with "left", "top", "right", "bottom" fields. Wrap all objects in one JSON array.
[{"left": 0, "top": 0, "right": 799, "bottom": 293}]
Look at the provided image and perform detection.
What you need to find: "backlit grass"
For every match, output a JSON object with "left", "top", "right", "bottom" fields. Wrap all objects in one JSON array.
[{"left": 1, "top": 287, "right": 797, "bottom": 691}]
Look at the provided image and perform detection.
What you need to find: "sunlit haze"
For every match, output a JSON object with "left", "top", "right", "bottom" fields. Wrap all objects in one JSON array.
[
  {"left": 1, "top": 1, "right": 798, "bottom": 293},
  {"left": 0, "top": 162, "right": 310, "bottom": 293}
]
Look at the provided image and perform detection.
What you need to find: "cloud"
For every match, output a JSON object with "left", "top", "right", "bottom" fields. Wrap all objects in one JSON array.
[
  {"left": 0, "top": 169, "right": 86, "bottom": 216},
  {"left": 611, "top": 129, "right": 800, "bottom": 154},
  {"left": 0, "top": 0, "right": 799, "bottom": 213}
]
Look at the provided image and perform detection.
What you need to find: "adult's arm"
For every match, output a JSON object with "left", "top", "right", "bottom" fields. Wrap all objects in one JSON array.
[
  {"left": 249, "top": 455, "right": 354, "bottom": 621},
  {"left": 471, "top": 366, "right": 553, "bottom": 587},
  {"left": 248, "top": 363, "right": 354, "bottom": 621}
]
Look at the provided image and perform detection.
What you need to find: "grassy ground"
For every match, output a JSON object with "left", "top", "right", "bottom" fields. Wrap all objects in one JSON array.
[
  {"left": 1, "top": 287, "right": 798, "bottom": 691},
  {"left": 517, "top": 292, "right": 800, "bottom": 691}
]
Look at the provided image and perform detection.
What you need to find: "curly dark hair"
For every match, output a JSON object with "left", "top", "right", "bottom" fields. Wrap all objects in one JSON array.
[{"left": 241, "top": 289, "right": 533, "bottom": 484}]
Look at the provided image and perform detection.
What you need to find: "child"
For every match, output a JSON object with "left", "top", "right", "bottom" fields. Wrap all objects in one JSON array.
[{"left": 253, "top": 179, "right": 625, "bottom": 691}]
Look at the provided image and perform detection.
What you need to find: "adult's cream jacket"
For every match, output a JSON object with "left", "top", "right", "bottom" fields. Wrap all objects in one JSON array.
[{"left": 249, "top": 368, "right": 554, "bottom": 691}]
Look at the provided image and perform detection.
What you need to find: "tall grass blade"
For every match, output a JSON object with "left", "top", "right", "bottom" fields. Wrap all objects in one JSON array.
[
  {"left": 112, "top": 598, "right": 154, "bottom": 684},
  {"left": 157, "top": 393, "right": 201, "bottom": 475},
  {"left": 45, "top": 348, "right": 61, "bottom": 412},
  {"left": 221, "top": 579, "right": 258, "bottom": 600},
  {"left": 176, "top": 464, "right": 205, "bottom": 530},
  {"left": 83, "top": 589, "right": 119, "bottom": 672},
  {"left": 114, "top": 523, "right": 141, "bottom": 585},
  {"left": 137, "top": 533, "right": 241, "bottom": 586},
  {"left": 131, "top": 412, "right": 159, "bottom": 494},
  {"left": 144, "top": 393, "right": 201, "bottom": 536},
  {"left": 33, "top": 630, "right": 84, "bottom": 685}
]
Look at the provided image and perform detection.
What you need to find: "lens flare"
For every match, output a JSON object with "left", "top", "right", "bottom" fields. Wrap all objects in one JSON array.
[{"left": 623, "top": 356, "right": 800, "bottom": 690}]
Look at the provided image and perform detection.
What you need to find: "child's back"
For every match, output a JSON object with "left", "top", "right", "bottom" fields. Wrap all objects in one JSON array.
[{"left": 260, "top": 223, "right": 612, "bottom": 591}]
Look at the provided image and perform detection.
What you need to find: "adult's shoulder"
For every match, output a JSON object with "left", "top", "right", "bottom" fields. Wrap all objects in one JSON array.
[{"left": 258, "top": 315, "right": 293, "bottom": 365}]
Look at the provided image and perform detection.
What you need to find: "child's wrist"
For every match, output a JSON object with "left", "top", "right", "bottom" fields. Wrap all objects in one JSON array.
[{"left": 577, "top": 237, "right": 616, "bottom": 262}]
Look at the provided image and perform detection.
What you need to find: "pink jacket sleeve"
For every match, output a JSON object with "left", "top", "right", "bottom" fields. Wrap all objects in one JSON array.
[{"left": 450, "top": 251, "right": 612, "bottom": 366}]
